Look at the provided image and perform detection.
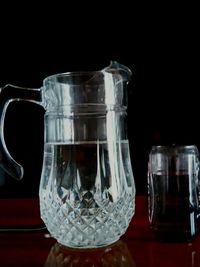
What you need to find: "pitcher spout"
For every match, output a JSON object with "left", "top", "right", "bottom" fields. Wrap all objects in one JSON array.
[{"left": 102, "top": 60, "right": 132, "bottom": 82}]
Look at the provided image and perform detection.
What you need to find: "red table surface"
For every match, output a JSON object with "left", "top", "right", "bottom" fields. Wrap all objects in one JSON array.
[{"left": 0, "top": 196, "right": 200, "bottom": 267}]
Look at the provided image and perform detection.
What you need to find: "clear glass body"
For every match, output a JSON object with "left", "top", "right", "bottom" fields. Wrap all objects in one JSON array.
[
  {"left": 0, "top": 62, "right": 135, "bottom": 246},
  {"left": 148, "top": 145, "right": 200, "bottom": 241},
  {"left": 39, "top": 63, "right": 135, "bottom": 248}
]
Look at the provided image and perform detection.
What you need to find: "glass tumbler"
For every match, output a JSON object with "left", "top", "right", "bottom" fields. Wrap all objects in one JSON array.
[{"left": 148, "top": 145, "right": 200, "bottom": 241}]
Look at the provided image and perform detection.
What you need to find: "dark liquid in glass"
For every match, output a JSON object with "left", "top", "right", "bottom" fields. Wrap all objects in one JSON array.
[{"left": 149, "top": 173, "right": 200, "bottom": 241}]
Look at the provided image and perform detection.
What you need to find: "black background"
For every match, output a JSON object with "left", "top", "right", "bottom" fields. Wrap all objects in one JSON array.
[{"left": 0, "top": 4, "right": 199, "bottom": 195}]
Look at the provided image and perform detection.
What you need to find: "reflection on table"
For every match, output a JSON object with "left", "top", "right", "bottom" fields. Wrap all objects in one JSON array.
[{"left": 44, "top": 240, "right": 135, "bottom": 267}]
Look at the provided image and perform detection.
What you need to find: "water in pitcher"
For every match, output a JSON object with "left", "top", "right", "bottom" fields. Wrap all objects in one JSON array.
[{"left": 40, "top": 140, "right": 135, "bottom": 248}]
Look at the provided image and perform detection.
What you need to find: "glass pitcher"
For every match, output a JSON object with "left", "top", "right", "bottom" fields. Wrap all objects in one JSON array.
[{"left": 0, "top": 61, "right": 135, "bottom": 248}]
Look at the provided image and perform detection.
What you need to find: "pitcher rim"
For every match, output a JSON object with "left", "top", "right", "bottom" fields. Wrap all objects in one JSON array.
[{"left": 43, "top": 71, "right": 103, "bottom": 84}]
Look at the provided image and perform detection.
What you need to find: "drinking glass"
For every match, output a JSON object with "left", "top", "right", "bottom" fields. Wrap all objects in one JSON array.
[{"left": 148, "top": 145, "right": 200, "bottom": 241}]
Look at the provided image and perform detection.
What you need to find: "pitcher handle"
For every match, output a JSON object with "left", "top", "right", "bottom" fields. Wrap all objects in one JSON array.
[{"left": 0, "top": 84, "right": 42, "bottom": 180}]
